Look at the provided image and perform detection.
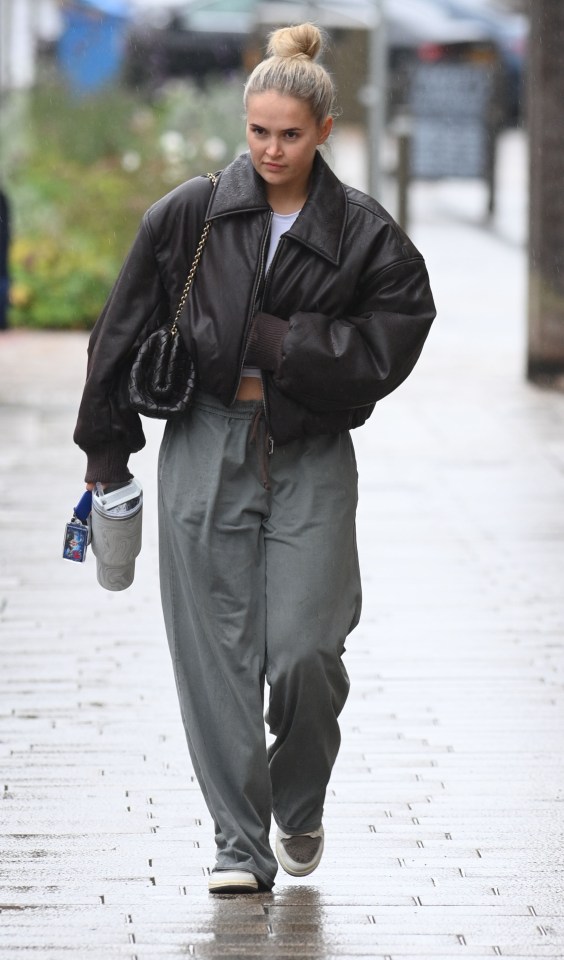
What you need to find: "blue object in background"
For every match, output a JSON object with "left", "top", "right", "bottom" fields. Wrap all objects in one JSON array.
[{"left": 58, "top": 0, "right": 131, "bottom": 94}]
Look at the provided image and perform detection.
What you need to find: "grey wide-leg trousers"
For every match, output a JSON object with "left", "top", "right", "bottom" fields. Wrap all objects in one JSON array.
[{"left": 158, "top": 392, "right": 362, "bottom": 888}]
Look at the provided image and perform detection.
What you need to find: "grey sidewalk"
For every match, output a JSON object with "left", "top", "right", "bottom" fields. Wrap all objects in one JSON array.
[{"left": 1, "top": 130, "right": 564, "bottom": 958}]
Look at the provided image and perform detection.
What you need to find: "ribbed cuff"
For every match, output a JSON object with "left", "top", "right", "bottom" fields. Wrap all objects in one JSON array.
[
  {"left": 84, "top": 440, "right": 133, "bottom": 484},
  {"left": 244, "top": 312, "right": 289, "bottom": 372}
]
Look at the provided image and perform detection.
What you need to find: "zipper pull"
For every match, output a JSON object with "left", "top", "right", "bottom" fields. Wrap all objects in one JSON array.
[{"left": 268, "top": 436, "right": 274, "bottom": 456}]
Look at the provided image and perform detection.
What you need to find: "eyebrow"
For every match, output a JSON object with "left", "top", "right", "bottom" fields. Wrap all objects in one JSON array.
[{"left": 249, "top": 123, "right": 304, "bottom": 133}]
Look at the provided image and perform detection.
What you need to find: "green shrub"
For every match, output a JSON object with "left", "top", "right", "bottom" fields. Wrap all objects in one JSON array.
[{"left": 5, "top": 77, "right": 246, "bottom": 329}]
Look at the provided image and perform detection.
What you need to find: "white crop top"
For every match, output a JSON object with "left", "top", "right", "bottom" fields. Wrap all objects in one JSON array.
[
  {"left": 265, "top": 209, "right": 301, "bottom": 271},
  {"left": 243, "top": 210, "right": 301, "bottom": 379}
]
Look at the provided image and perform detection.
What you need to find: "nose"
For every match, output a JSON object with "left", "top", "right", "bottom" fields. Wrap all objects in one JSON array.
[{"left": 265, "top": 137, "right": 283, "bottom": 158}]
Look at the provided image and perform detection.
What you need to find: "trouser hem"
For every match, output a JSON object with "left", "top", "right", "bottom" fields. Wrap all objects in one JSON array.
[{"left": 273, "top": 814, "right": 323, "bottom": 836}]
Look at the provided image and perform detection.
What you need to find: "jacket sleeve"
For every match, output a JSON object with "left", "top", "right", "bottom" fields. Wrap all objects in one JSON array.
[
  {"left": 73, "top": 215, "right": 170, "bottom": 482},
  {"left": 272, "top": 254, "right": 436, "bottom": 412}
]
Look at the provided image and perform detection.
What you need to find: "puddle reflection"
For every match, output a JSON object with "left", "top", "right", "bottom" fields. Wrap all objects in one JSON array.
[{"left": 191, "top": 884, "right": 331, "bottom": 957}]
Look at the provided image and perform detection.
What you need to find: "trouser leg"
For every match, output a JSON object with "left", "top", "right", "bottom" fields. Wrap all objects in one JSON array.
[
  {"left": 264, "top": 431, "right": 362, "bottom": 834},
  {"left": 158, "top": 397, "right": 277, "bottom": 887}
]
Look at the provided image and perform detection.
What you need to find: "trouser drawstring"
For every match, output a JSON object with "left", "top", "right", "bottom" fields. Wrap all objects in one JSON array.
[{"left": 249, "top": 407, "right": 271, "bottom": 491}]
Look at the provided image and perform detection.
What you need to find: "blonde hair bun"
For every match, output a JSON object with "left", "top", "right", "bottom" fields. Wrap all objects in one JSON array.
[
  {"left": 244, "top": 21, "right": 336, "bottom": 125},
  {"left": 267, "top": 23, "right": 323, "bottom": 61}
]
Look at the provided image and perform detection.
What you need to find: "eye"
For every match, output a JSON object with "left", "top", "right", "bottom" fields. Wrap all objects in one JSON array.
[
  {"left": 284, "top": 131, "right": 299, "bottom": 140},
  {"left": 250, "top": 125, "right": 266, "bottom": 136}
]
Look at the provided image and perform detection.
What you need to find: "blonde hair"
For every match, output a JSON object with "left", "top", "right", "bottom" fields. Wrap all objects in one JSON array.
[{"left": 244, "top": 23, "right": 336, "bottom": 126}]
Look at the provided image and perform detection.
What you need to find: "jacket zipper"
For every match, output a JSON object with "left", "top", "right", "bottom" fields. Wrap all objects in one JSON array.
[
  {"left": 260, "top": 239, "right": 282, "bottom": 310},
  {"left": 234, "top": 211, "right": 275, "bottom": 454},
  {"left": 258, "top": 239, "right": 285, "bottom": 456}
]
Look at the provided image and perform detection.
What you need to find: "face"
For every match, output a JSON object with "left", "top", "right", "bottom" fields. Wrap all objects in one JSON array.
[{"left": 246, "top": 91, "right": 332, "bottom": 205}]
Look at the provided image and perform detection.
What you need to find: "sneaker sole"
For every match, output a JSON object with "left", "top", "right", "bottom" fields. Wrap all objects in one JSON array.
[
  {"left": 208, "top": 870, "right": 259, "bottom": 893},
  {"left": 275, "top": 827, "right": 325, "bottom": 878}
]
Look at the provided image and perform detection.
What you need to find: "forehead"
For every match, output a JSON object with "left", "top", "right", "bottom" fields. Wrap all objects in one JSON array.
[{"left": 246, "top": 91, "right": 315, "bottom": 128}]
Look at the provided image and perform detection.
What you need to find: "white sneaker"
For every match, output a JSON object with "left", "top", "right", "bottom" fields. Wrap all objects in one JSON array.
[
  {"left": 208, "top": 869, "right": 259, "bottom": 893},
  {"left": 275, "top": 825, "right": 324, "bottom": 877}
]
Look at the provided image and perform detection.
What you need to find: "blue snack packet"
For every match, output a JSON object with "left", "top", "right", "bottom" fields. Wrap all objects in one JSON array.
[{"left": 62, "top": 490, "right": 92, "bottom": 563}]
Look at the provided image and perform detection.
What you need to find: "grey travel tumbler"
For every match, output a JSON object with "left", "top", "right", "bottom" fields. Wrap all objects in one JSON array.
[{"left": 91, "top": 478, "right": 143, "bottom": 591}]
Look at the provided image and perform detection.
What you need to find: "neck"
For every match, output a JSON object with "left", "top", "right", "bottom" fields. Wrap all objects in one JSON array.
[{"left": 267, "top": 186, "right": 306, "bottom": 215}]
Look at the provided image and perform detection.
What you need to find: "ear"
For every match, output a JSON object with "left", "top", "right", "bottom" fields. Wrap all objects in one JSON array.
[{"left": 317, "top": 116, "right": 333, "bottom": 145}]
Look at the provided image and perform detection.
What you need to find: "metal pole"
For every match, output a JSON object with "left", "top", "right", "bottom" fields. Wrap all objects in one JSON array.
[
  {"left": 396, "top": 125, "right": 410, "bottom": 231},
  {"left": 367, "top": 0, "right": 387, "bottom": 200}
]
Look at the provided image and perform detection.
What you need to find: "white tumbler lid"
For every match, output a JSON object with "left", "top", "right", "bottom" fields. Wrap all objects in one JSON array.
[{"left": 92, "top": 477, "right": 143, "bottom": 518}]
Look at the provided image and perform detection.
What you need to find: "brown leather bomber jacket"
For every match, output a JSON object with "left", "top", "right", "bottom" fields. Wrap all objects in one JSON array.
[{"left": 74, "top": 151, "right": 436, "bottom": 482}]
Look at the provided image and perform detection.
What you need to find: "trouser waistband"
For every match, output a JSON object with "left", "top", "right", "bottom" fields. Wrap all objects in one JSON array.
[
  {"left": 192, "top": 390, "right": 271, "bottom": 488},
  {"left": 192, "top": 390, "right": 262, "bottom": 420}
]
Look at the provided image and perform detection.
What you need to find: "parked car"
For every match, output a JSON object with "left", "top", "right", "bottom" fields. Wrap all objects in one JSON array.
[{"left": 124, "top": 0, "right": 255, "bottom": 85}]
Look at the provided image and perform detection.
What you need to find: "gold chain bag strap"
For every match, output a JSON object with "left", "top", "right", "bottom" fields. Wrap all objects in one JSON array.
[{"left": 128, "top": 173, "right": 217, "bottom": 419}]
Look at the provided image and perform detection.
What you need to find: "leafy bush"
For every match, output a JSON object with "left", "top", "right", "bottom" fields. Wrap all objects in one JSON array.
[{"left": 5, "top": 78, "right": 246, "bottom": 329}]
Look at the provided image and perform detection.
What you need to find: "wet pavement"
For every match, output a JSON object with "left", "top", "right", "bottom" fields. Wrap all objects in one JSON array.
[{"left": 1, "top": 129, "right": 564, "bottom": 958}]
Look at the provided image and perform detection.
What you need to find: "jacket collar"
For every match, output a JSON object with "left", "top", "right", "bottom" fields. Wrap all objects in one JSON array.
[{"left": 206, "top": 151, "right": 347, "bottom": 266}]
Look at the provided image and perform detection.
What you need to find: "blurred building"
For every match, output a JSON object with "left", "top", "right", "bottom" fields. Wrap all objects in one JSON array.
[{"left": 0, "top": 0, "right": 62, "bottom": 91}]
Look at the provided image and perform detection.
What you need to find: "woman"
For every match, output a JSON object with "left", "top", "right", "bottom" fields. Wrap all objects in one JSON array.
[{"left": 74, "top": 23, "right": 436, "bottom": 894}]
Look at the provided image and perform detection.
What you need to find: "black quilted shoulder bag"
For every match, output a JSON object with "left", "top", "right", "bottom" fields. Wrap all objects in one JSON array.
[{"left": 128, "top": 172, "right": 217, "bottom": 419}]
